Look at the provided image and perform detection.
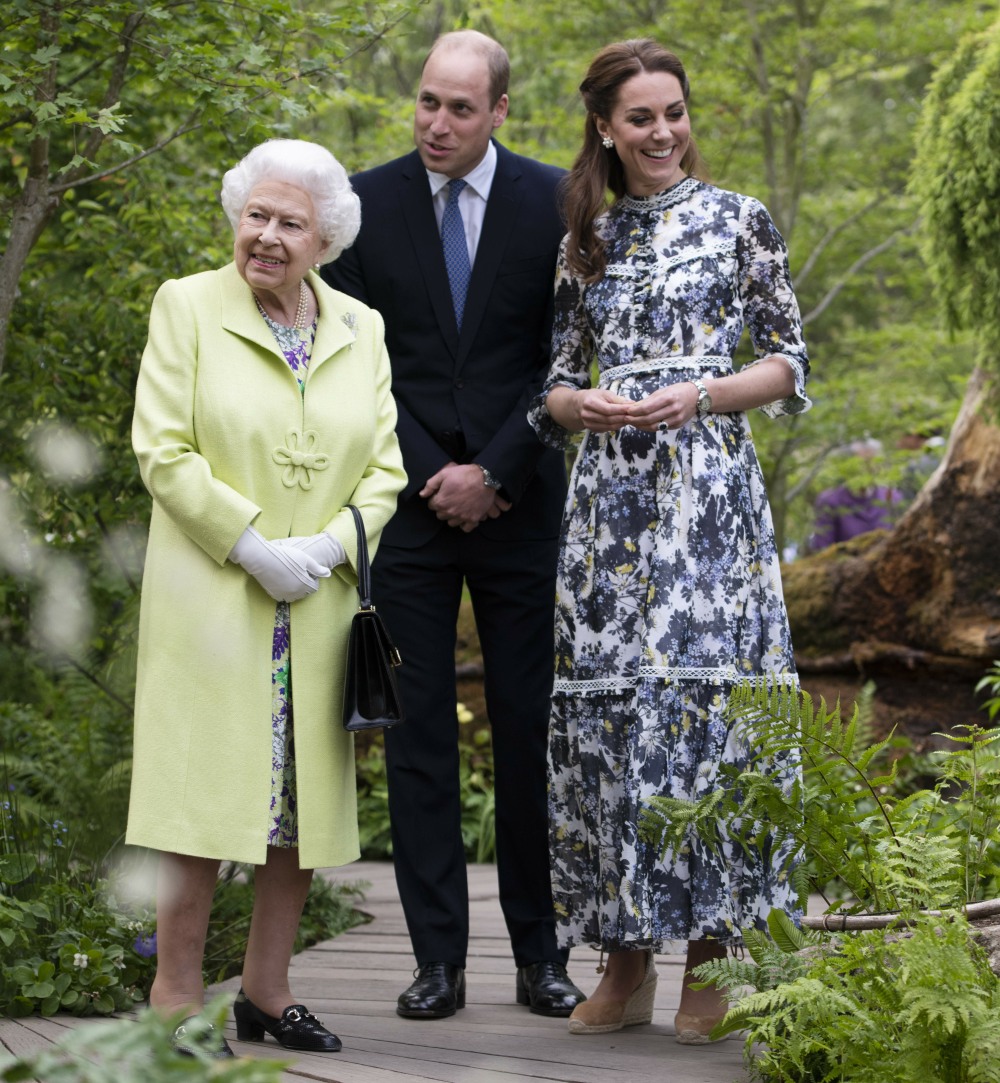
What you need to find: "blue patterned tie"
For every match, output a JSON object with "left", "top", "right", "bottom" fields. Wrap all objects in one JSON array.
[{"left": 441, "top": 179, "right": 471, "bottom": 329}]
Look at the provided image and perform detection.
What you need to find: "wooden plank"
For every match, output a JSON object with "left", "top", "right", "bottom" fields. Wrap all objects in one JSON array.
[
  {"left": 0, "top": 1017, "right": 52, "bottom": 1061},
  {"left": 2, "top": 864, "right": 752, "bottom": 1083}
]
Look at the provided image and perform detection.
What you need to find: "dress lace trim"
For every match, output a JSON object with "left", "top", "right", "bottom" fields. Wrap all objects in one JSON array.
[
  {"left": 553, "top": 667, "right": 799, "bottom": 695},
  {"left": 618, "top": 176, "right": 701, "bottom": 215},
  {"left": 598, "top": 355, "right": 733, "bottom": 386}
]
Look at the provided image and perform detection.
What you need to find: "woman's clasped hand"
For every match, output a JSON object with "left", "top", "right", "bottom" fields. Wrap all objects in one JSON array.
[{"left": 229, "top": 525, "right": 340, "bottom": 601}]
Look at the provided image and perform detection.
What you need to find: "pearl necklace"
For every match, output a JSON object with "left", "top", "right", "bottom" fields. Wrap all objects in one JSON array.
[{"left": 253, "top": 279, "right": 311, "bottom": 333}]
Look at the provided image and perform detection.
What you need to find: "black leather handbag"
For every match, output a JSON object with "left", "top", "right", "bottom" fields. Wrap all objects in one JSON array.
[{"left": 342, "top": 505, "right": 404, "bottom": 732}]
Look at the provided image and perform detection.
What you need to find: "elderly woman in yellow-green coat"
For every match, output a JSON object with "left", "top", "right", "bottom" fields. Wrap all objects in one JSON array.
[{"left": 127, "top": 139, "right": 406, "bottom": 1058}]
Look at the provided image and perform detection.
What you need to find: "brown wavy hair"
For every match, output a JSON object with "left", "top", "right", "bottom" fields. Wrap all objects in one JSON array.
[{"left": 561, "top": 39, "right": 708, "bottom": 282}]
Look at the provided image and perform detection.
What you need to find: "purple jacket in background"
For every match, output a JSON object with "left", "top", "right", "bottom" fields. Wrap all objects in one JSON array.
[{"left": 810, "top": 484, "right": 905, "bottom": 549}]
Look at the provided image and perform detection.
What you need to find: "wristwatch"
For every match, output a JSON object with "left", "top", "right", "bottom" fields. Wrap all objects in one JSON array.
[
  {"left": 478, "top": 464, "right": 502, "bottom": 490},
  {"left": 692, "top": 378, "right": 713, "bottom": 418}
]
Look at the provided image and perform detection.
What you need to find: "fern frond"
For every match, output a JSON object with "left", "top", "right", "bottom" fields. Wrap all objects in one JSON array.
[{"left": 767, "top": 908, "right": 811, "bottom": 954}]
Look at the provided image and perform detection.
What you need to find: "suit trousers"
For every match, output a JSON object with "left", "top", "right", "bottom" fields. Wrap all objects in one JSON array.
[{"left": 374, "top": 526, "right": 565, "bottom": 970}]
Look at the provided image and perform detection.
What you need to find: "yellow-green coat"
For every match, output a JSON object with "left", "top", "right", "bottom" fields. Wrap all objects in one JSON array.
[{"left": 127, "top": 263, "right": 406, "bottom": 869}]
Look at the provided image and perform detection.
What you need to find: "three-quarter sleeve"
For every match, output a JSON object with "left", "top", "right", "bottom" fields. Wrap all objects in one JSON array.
[
  {"left": 527, "top": 240, "right": 596, "bottom": 449},
  {"left": 736, "top": 197, "right": 811, "bottom": 418}
]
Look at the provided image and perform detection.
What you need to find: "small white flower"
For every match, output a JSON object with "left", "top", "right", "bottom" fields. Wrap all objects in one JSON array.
[{"left": 73, "top": 953, "right": 89, "bottom": 969}]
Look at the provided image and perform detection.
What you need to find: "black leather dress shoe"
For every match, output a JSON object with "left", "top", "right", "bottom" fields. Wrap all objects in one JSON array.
[
  {"left": 516, "top": 961, "right": 587, "bottom": 1017},
  {"left": 397, "top": 963, "right": 466, "bottom": 1019},
  {"left": 233, "top": 989, "right": 342, "bottom": 1052},
  {"left": 171, "top": 1018, "right": 235, "bottom": 1058}
]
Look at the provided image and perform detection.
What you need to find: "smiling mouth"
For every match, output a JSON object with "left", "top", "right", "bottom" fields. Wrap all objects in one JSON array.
[
  {"left": 253, "top": 254, "right": 283, "bottom": 266},
  {"left": 643, "top": 148, "right": 674, "bottom": 159}
]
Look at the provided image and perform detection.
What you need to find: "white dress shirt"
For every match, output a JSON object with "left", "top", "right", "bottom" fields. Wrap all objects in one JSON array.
[{"left": 426, "top": 141, "right": 497, "bottom": 267}]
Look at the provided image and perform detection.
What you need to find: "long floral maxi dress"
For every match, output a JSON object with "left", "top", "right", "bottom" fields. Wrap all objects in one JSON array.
[
  {"left": 527, "top": 177, "right": 811, "bottom": 952},
  {"left": 257, "top": 312, "right": 317, "bottom": 848}
]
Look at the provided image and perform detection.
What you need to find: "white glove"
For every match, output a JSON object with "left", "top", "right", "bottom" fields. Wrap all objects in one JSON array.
[
  {"left": 228, "top": 525, "right": 331, "bottom": 602},
  {"left": 274, "top": 532, "right": 346, "bottom": 569}
]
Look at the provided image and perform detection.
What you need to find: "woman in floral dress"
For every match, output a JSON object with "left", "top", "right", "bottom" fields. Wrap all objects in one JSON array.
[{"left": 528, "top": 40, "right": 810, "bottom": 1043}]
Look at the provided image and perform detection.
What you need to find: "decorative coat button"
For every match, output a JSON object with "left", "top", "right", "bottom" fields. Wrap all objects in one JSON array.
[{"left": 273, "top": 429, "right": 330, "bottom": 490}]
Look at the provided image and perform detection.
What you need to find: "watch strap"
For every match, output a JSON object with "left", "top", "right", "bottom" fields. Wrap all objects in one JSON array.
[{"left": 478, "top": 465, "right": 502, "bottom": 490}]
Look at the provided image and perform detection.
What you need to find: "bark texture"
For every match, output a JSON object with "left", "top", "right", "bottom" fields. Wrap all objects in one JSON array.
[{"left": 785, "top": 369, "right": 1000, "bottom": 740}]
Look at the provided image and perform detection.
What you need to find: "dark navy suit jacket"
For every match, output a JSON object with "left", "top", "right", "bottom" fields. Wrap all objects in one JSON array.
[{"left": 323, "top": 140, "right": 568, "bottom": 548}]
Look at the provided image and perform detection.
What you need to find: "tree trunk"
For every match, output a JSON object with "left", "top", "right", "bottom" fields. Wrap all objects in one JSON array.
[
  {"left": 0, "top": 175, "right": 58, "bottom": 378},
  {"left": 783, "top": 367, "right": 1000, "bottom": 738}
]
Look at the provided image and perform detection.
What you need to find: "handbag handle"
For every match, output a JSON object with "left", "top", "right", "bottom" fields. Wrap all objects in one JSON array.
[{"left": 347, "top": 504, "right": 372, "bottom": 609}]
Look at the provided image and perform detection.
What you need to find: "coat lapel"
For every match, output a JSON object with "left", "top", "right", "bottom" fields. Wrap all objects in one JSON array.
[
  {"left": 457, "top": 142, "right": 522, "bottom": 367},
  {"left": 218, "top": 263, "right": 354, "bottom": 378},
  {"left": 398, "top": 152, "right": 461, "bottom": 355},
  {"left": 307, "top": 268, "right": 355, "bottom": 371},
  {"left": 219, "top": 262, "right": 285, "bottom": 360}
]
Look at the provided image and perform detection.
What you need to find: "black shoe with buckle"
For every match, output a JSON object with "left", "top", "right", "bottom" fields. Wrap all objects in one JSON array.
[
  {"left": 171, "top": 1017, "right": 235, "bottom": 1058},
  {"left": 516, "top": 961, "right": 587, "bottom": 1017},
  {"left": 233, "top": 989, "right": 342, "bottom": 1052},
  {"left": 396, "top": 962, "right": 466, "bottom": 1019}
]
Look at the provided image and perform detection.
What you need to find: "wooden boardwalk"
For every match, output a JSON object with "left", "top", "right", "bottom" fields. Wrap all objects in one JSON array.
[{"left": 1, "top": 861, "right": 750, "bottom": 1082}]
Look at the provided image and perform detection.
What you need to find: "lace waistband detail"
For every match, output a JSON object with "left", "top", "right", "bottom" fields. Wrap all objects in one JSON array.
[
  {"left": 598, "top": 355, "right": 733, "bottom": 387},
  {"left": 553, "top": 667, "right": 798, "bottom": 696}
]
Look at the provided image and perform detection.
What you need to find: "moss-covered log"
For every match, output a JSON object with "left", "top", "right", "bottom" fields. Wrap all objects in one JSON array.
[{"left": 784, "top": 369, "right": 1000, "bottom": 738}]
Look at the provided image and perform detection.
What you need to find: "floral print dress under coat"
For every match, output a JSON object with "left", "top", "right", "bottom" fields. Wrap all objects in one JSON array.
[
  {"left": 259, "top": 313, "right": 317, "bottom": 848},
  {"left": 528, "top": 176, "right": 811, "bottom": 952}
]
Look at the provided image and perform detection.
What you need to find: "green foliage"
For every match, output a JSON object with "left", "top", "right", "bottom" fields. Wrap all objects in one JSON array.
[
  {"left": 911, "top": 17, "right": 1000, "bottom": 363},
  {"left": 699, "top": 916, "right": 1000, "bottom": 1083},
  {"left": 0, "top": 886, "right": 157, "bottom": 1017},
  {"left": 356, "top": 722, "right": 497, "bottom": 862},
  {"left": 0, "top": 995, "right": 288, "bottom": 1082},
  {"left": 975, "top": 661, "right": 1000, "bottom": 724},
  {"left": 641, "top": 680, "right": 1000, "bottom": 1080},
  {"left": 641, "top": 682, "right": 1000, "bottom": 914}
]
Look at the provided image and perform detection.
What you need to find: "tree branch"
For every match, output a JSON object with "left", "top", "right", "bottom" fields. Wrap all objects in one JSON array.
[
  {"left": 49, "top": 114, "right": 203, "bottom": 194},
  {"left": 796, "top": 192, "right": 896, "bottom": 287},
  {"left": 801, "top": 227, "right": 911, "bottom": 325}
]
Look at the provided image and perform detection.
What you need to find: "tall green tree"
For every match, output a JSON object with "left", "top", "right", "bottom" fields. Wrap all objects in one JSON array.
[
  {"left": 0, "top": 0, "right": 417, "bottom": 678},
  {"left": 784, "top": 14, "right": 1000, "bottom": 685},
  {"left": 0, "top": 0, "right": 421, "bottom": 373}
]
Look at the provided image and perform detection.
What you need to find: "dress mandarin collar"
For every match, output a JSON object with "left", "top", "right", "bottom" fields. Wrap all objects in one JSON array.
[{"left": 619, "top": 176, "right": 700, "bottom": 215}]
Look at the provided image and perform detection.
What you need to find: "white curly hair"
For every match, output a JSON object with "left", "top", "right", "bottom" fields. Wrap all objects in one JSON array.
[{"left": 220, "top": 139, "right": 360, "bottom": 265}]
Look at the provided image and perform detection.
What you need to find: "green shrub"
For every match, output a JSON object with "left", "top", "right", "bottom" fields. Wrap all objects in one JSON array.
[
  {"left": 355, "top": 715, "right": 496, "bottom": 862},
  {"left": 2, "top": 777, "right": 369, "bottom": 1015},
  {"left": 639, "top": 678, "right": 1000, "bottom": 1082},
  {"left": 0, "top": 996, "right": 288, "bottom": 1082}
]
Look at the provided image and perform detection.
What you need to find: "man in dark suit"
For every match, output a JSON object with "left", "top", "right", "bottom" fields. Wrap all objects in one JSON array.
[{"left": 323, "top": 29, "right": 583, "bottom": 1019}]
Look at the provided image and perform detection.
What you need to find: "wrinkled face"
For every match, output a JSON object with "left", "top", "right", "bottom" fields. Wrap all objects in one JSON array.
[
  {"left": 596, "top": 71, "right": 691, "bottom": 197},
  {"left": 233, "top": 181, "right": 328, "bottom": 297},
  {"left": 413, "top": 46, "right": 508, "bottom": 179}
]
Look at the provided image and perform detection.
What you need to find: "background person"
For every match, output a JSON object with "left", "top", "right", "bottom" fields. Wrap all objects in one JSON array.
[
  {"left": 128, "top": 139, "right": 405, "bottom": 1056},
  {"left": 529, "top": 39, "right": 810, "bottom": 1044},
  {"left": 810, "top": 439, "right": 905, "bottom": 549},
  {"left": 323, "top": 30, "right": 583, "bottom": 1020}
]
